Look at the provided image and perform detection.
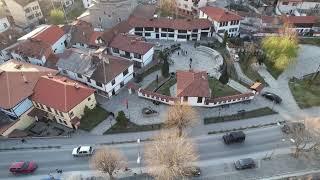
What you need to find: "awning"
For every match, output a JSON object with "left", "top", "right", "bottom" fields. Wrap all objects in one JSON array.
[{"left": 27, "top": 108, "right": 47, "bottom": 118}]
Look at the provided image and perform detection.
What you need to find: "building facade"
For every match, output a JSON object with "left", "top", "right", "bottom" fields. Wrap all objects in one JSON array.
[
  {"left": 199, "top": 6, "right": 242, "bottom": 37},
  {"left": 128, "top": 17, "right": 212, "bottom": 41},
  {"left": 3, "top": 0, "right": 43, "bottom": 31},
  {"left": 176, "top": 0, "right": 208, "bottom": 15},
  {"left": 276, "top": 0, "right": 320, "bottom": 14},
  {"left": 30, "top": 75, "right": 96, "bottom": 129},
  {"left": 0, "top": 16, "right": 10, "bottom": 33},
  {"left": 57, "top": 48, "right": 134, "bottom": 97}
]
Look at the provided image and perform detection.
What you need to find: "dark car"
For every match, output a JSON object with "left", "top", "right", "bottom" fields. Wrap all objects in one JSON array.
[
  {"left": 234, "top": 158, "right": 255, "bottom": 170},
  {"left": 223, "top": 131, "right": 246, "bottom": 144},
  {"left": 9, "top": 161, "right": 37, "bottom": 174},
  {"left": 261, "top": 92, "right": 282, "bottom": 104},
  {"left": 281, "top": 122, "right": 305, "bottom": 134},
  {"left": 185, "top": 166, "right": 201, "bottom": 177}
]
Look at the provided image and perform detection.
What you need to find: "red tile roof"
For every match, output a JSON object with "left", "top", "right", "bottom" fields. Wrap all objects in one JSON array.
[
  {"left": 31, "top": 75, "right": 95, "bottom": 112},
  {"left": 283, "top": 16, "right": 317, "bottom": 24},
  {"left": 70, "top": 20, "right": 101, "bottom": 46},
  {"left": 89, "top": 31, "right": 103, "bottom": 46},
  {"left": 206, "top": 92, "right": 254, "bottom": 103},
  {"left": 176, "top": 70, "right": 210, "bottom": 98},
  {"left": 0, "top": 60, "right": 58, "bottom": 109},
  {"left": 0, "top": 28, "right": 25, "bottom": 50},
  {"left": 7, "top": 39, "right": 53, "bottom": 59},
  {"left": 109, "top": 33, "right": 153, "bottom": 55},
  {"left": 31, "top": 25, "right": 65, "bottom": 45},
  {"left": 128, "top": 16, "right": 212, "bottom": 30},
  {"left": 100, "top": 21, "right": 133, "bottom": 45},
  {"left": 199, "top": 6, "right": 243, "bottom": 22}
]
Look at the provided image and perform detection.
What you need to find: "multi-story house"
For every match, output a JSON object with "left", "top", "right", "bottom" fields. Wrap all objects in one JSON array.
[
  {"left": 199, "top": 6, "right": 243, "bottom": 37},
  {"left": 175, "top": 0, "right": 208, "bottom": 15},
  {"left": 3, "top": 0, "right": 43, "bottom": 31},
  {"left": 64, "top": 20, "right": 103, "bottom": 49},
  {"left": 127, "top": 17, "right": 212, "bottom": 41},
  {"left": 105, "top": 33, "right": 154, "bottom": 68},
  {"left": 0, "top": 59, "right": 58, "bottom": 120},
  {"left": 57, "top": 48, "right": 134, "bottom": 97},
  {"left": 5, "top": 25, "right": 67, "bottom": 66},
  {"left": 284, "top": 15, "right": 317, "bottom": 35},
  {"left": 0, "top": 12, "right": 10, "bottom": 33},
  {"left": 30, "top": 75, "right": 96, "bottom": 129},
  {"left": 0, "top": 29, "right": 24, "bottom": 63},
  {"left": 276, "top": 0, "right": 320, "bottom": 15}
]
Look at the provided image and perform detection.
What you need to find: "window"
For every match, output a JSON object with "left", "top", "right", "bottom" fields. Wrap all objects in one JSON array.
[
  {"left": 123, "top": 69, "right": 129, "bottom": 76},
  {"left": 69, "top": 111, "right": 74, "bottom": 118},
  {"left": 77, "top": 73, "right": 82, "bottom": 78},
  {"left": 292, "top": 2, "right": 297, "bottom": 6},
  {"left": 197, "top": 97, "right": 203, "bottom": 103},
  {"left": 161, "top": 33, "right": 167, "bottom": 37},
  {"left": 145, "top": 27, "right": 153, "bottom": 31},
  {"left": 135, "top": 32, "right": 143, "bottom": 36},
  {"left": 96, "top": 81, "right": 102, "bottom": 87},
  {"left": 168, "top": 34, "right": 174, "bottom": 37},
  {"left": 155, "top": 28, "right": 159, "bottom": 32},
  {"left": 134, "top": 53, "right": 141, "bottom": 59},
  {"left": 145, "top": 32, "right": 151, "bottom": 36},
  {"left": 25, "top": 8, "right": 31, "bottom": 13},
  {"left": 55, "top": 109, "right": 59, "bottom": 115},
  {"left": 183, "top": 96, "right": 188, "bottom": 102},
  {"left": 27, "top": 15, "right": 34, "bottom": 20},
  {"left": 47, "top": 107, "right": 52, "bottom": 113},
  {"left": 111, "top": 79, "right": 116, "bottom": 85},
  {"left": 59, "top": 112, "right": 63, "bottom": 117},
  {"left": 177, "top": 35, "right": 186, "bottom": 39},
  {"left": 88, "top": 97, "right": 91, "bottom": 101},
  {"left": 113, "top": 48, "right": 119, "bottom": 53},
  {"left": 178, "top": 30, "right": 187, "bottom": 33},
  {"left": 135, "top": 27, "right": 143, "bottom": 31},
  {"left": 86, "top": 77, "right": 91, "bottom": 83},
  {"left": 282, "top": 2, "right": 289, "bottom": 5},
  {"left": 63, "top": 121, "right": 68, "bottom": 125}
]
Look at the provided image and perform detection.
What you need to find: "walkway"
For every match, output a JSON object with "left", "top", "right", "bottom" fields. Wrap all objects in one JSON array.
[
  {"left": 140, "top": 70, "right": 161, "bottom": 89},
  {"left": 90, "top": 116, "right": 116, "bottom": 135},
  {"left": 227, "top": 79, "right": 251, "bottom": 93},
  {"left": 233, "top": 62, "right": 254, "bottom": 85}
]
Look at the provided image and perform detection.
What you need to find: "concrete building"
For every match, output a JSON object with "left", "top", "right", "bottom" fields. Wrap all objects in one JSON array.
[
  {"left": 106, "top": 34, "right": 154, "bottom": 68},
  {"left": 175, "top": 0, "right": 208, "bottom": 15},
  {"left": 0, "top": 29, "right": 25, "bottom": 63},
  {"left": 5, "top": 25, "right": 67, "bottom": 66},
  {"left": 30, "top": 75, "right": 96, "bottom": 129},
  {"left": 3, "top": 0, "right": 43, "bottom": 31},
  {"left": 0, "top": 60, "right": 58, "bottom": 119},
  {"left": 276, "top": 0, "right": 320, "bottom": 15},
  {"left": 284, "top": 15, "right": 317, "bottom": 35},
  {"left": 57, "top": 48, "right": 134, "bottom": 97},
  {"left": 78, "top": 0, "right": 138, "bottom": 29},
  {"left": 199, "top": 6, "right": 243, "bottom": 37},
  {"left": 128, "top": 17, "right": 212, "bottom": 41}
]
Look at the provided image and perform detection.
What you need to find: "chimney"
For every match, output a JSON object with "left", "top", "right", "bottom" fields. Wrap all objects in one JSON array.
[{"left": 74, "top": 83, "right": 80, "bottom": 89}]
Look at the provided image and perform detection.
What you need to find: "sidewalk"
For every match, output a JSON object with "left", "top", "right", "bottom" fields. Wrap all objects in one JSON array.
[{"left": 90, "top": 116, "right": 116, "bottom": 135}]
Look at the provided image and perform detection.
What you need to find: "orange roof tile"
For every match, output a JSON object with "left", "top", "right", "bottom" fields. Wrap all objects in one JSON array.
[
  {"left": 199, "top": 6, "right": 243, "bottom": 22},
  {"left": 32, "top": 25, "right": 65, "bottom": 45},
  {"left": 31, "top": 75, "right": 95, "bottom": 112},
  {"left": 176, "top": 70, "right": 210, "bottom": 98},
  {"left": 0, "top": 60, "right": 58, "bottom": 109}
]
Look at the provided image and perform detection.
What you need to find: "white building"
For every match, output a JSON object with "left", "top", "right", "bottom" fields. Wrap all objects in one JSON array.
[
  {"left": 199, "top": 6, "right": 243, "bottom": 37},
  {"left": 276, "top": 0, "right": 320, "bottom": 15},
  {"left": 175, "top": 0, "right": 208, "bottom": 15},
  {"left": 127, "top": 17, "right": 212, "bottom": 41},
  {"left": 0, "top": 15, "right": 10, "bottom": 33},
  {"left": 3, "top": 0, "right": 43, "bottom": 31},
  {"left": 82, "top": 0, "right": 93, "bottom": 8},
  {"left": 284, "top": 16, "right": 317, "bottom": 35},
  {"left": 6, "top": 25, "right": 67, "bottom": 66},
  {"left": 108, "top": 34, "right": 154, "bottom": 68},
  {"left": 57, "top": 48, "right": 134, "bottom": 98}
]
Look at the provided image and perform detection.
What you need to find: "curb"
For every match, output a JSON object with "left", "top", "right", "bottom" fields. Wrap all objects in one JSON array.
[{"left": 0, "top": 145, "right": 61, "bottom": 151}]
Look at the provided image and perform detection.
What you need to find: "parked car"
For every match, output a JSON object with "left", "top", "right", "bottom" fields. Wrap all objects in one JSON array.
[
  {"left": 72, "top": 146, "right": 94, "bottom": 157},
  {"left": 185, "top": 166, "right": 201, "bottom": 177},
  {"left": 281, "top": 122, "right": 305, "bottom": 134},
  {"left": 223, "top": 131, "right": 246, "bottom": 144},
  {"left": 234, "top": 158, "right": 255, "bottom": 170},
  {"left": 9, "top": 161, "right": 37, "bottom": 174},
  {"left": 261, "top": 92, "right": 282, "bottom": 104}
]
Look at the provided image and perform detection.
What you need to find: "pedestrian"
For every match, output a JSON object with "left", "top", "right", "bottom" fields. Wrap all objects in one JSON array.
[
  {"left": 109, "top": 112, "right": 115, "bottom": 118},
  {"left": 189, "top": 58, "right": 192, "bottom": 63},
  {"left": 189, "top": 63, "right": 192, "bottom": 69},
  {"left": 177, "top": 51, "right": 179, "bottom": 56},
  {"left": 185, "top": 50, "right": 188, "bottom": 55},
  {"left": 21, "top": 138, "right": 26, "bottom": 143}
]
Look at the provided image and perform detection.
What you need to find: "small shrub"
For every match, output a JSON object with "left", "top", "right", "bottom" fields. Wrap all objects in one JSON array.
[{"left": 116, "top": 111, "right": 128, "bottom": 128}]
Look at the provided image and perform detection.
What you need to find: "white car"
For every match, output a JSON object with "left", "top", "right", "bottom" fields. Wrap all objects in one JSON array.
[{"left": 72, "top": 146, "right": 94, "bottom": 157}]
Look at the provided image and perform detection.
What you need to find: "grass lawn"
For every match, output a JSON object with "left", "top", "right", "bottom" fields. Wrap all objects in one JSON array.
[
  {"left": 156, "top": 77, "right": 177, "bottom": 96},
  {"left": 204, "top": 107, "right": 276, "bottom": 124},
  {"left": 104, "top": 121, "right": 163, "bottom": 134},
  {"left": 289, "top": 74, "right": 320, "bottom": 108},
  {"left": 142, "top": 63, "right": 161, "bottom": 78},
  {"left": 208, "top": 78, "right": 239, "bottom": 97},
  {"left": 80, "top": 106, "right": 109, "bottom": 131},
  {"left": 299, "top": 38, "right": 320, "bottom": 46},
  {"left": 239, "top": 56, "right": 266, "bottom": 85}
]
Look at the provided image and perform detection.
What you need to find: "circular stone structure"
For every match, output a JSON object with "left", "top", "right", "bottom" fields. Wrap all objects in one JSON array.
[{"left": 169, "top": 43, "right": 224, "bottom": 79}]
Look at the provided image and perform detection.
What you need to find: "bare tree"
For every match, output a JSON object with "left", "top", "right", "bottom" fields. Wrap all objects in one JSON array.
[
  {"left": 289, "top": 118, "right": 320, "bottom": 158},
  {"left": 90, "top": 146, "right": 127, "bottom": 179},
  {"left": 144, "top": 130, "right": 198, "bottom": 180},
  {"left": 164, "top": 103, "right": 198, "bottom": 137}
]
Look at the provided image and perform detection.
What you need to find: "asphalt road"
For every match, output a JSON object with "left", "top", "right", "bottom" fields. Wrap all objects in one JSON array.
[{"left": 0, "top": 126, "right": 292, "bottom": 180}]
